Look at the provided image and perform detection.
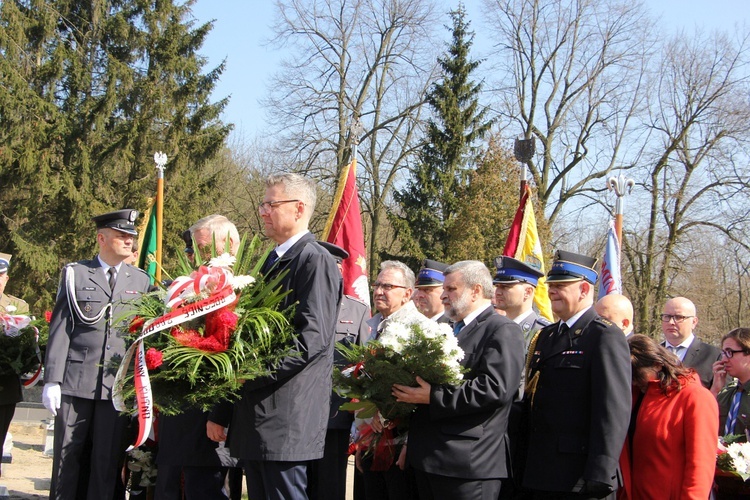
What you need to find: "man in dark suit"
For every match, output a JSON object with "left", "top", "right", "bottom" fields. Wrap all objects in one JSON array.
[
  {"left": 208, "top": 173, "right": 341, "bottom": 500},
  {"left": 661, "top": 296, "right": 720, "bottom": 388},
  {"left": 412, "top": 259, "right": 451, "bottom": 324},
  {"left": 42, "top": 209, "right": 151, "bottom": 500},
  {"left": 523, "top": 250, "right": 631, "bottom": 499},
  {"left": 307, "top": 241, "right": 369, "bottom": 500},
  {"left": 155, "top": 215, "right": 242, "bottom": 500},
  {"left": 0, "top": 254, "right": 28, "bottom": 477},
  {"left": 393, "top": 260, "right": 525, "bottom": 500}
]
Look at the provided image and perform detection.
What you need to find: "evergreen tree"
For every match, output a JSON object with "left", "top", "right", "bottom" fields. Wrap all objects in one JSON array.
[
  {"left": 392, "top": 4, "right": 494, "bottom": 262},
  {"left": 0, "top": 0, "right": 231, "bottom": 310}
]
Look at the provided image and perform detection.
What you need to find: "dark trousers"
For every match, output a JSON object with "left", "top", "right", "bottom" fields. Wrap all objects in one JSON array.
[
  {"left": 184, "top": 465, "right": 229, "bottom": 500},
  {"left": 244, "top": 460, "right": 308, "bottom": 500},
  {"left": 153, "top": 463, "right": 182, "bottom": 500},
  {"left": 413, "top": 468, "right": 502, "bottom": 500},
  {"left": 0, "top": 403, "right": 15, "bottom": 477},
  {"left": 49, "top": 396, "right": 127, "bottom": 500},
  {"left": 308, "top": 429, "right": 349, "bottom": 500},
  {"left": 361, "top": 455, "right": 416, "bottom": 500}
]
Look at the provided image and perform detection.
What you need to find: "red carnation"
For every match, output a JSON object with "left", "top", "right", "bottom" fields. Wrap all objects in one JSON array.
[
  {"left": 145, "top": 348, "right": 163, "bottom": 370},
  {"left": 44, "top": 311, "right": 52, "bottom": 323},
  {"left": 129, "top": 316, "right": 146, "bottom": 333}
]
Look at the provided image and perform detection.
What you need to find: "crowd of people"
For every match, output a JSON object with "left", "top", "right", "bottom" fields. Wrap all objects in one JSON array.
[{"left": 0, "top": 172, "right": 746, "bottom": 499}]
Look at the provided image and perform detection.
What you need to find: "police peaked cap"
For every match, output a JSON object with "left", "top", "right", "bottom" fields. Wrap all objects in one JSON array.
[
  {"left": 92, "top": 209, "right": 139, "bottom": 236},
  {"left": 493, "top": 256, "right": 544, "bottom": 286},
  {"left": 546, "top": 250, "right": 598, "bottom": 284},
  {"left": 416, "top": 259, "right": 449, "bottom": 287},
  {"left": 318, "top": 241, "right": 349, "bottom": 264}
]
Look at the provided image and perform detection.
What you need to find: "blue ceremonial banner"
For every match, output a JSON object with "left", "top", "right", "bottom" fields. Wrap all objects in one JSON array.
[{"left": 598, "top": 220, "right": 622, "bottom": 299}]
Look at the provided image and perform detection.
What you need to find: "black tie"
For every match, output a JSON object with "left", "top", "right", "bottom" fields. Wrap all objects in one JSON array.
[
  {"left": 107, "top": 267, "right": 117, "bottom": 292},
  {"left": 557, "top": 322, "right": 569, "bottom": 338}
]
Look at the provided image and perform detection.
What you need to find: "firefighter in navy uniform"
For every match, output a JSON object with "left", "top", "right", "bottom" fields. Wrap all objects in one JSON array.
[{"left": 523, "top": 251, "right": 631, "bottom": 500}]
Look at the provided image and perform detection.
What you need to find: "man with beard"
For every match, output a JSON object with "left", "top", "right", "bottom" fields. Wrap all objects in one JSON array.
[{"left": 393, "top": 260, "right": 524, "bottom": 500}]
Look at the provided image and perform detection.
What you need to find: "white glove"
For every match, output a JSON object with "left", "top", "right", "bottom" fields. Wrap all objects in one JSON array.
[{"left": 43, "top": 383, "right": 61, "bottom": 416}]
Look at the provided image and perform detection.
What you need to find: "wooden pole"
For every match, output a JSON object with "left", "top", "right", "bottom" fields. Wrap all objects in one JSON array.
[{"left": 154, "top": 152, "right": 167, "bottom": 283}]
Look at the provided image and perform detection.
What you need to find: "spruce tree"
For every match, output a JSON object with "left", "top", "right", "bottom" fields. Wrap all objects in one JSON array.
[
  {"left": 392, "top": 4, "right": 494, "bottom": 262},
  {"left": 0, "top": 0, "right": 231, "bottom": 309}
]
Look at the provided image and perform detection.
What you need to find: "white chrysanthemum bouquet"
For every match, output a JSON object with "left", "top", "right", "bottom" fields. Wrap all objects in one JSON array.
[
  {"left": 334, "top": 314, "right": 465, "bottom": 426},
  {"left": 718, "top": 435, "right": 750, "bottom": 481}
]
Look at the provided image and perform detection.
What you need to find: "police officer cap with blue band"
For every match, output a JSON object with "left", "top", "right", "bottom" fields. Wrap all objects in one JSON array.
[
  {"left": 416, "top": 259, "right": 449, "bottom": 287},
  {"left": 318, "top": 241, "right": 350, "bottom": 264},
  {"left": 91, "top": 209, "right": 139, "bottom": 236},
  {"left": 546, "top": 250, "right": 598, "bottom": 284},
  {"left": 493, "top": 256, "right": 544, "bottom": 286}
]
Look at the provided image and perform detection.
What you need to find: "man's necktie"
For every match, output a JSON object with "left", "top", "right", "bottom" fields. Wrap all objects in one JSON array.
[
  {"left": 557, "top": 322, "right": 569, "bottom": 337},
  {"left": 263, "top": 250, "right": 279, "bottom": 273},
  {"left": 725, "top": 387, "right": 744, "bottom": 435},
  {"left": 453, "top": 320, "right": 465, "bottom": 336},
  {"left": 667, "top": 345, "right": 683, "bottom": 359},
  {"left": 107, "top": 267, "right": 117, "bottom": 292}
]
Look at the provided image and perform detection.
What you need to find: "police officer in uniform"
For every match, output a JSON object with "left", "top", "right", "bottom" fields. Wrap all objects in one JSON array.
[
  {"left": 308, "top": 241, "right": 369, "bottom": 500},
  {"left": 493, "top": 256, "right": 551, "bottom": 499},
  {"left": 412, "top": 259, "right": 450, "bottom": 324},
  {"left": 493, "top": 256, "right": 550, "bottom": 349},
  {"left": 523, "top": 251, "right": 631, "bottom": 499},
  {"left": 42, "top": 209, "right": 151, "bottom": 500},
  {"left": 0, "top": 254, "right": 29, "bottom": 478}
]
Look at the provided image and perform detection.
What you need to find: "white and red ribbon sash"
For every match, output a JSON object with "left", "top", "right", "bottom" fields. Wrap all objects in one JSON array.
[
  {"left": 165, "top": 266, "right": 232, "bottom": 310},
  {"left": 112, "top": 286, "right": 237, "bottom": 450}
]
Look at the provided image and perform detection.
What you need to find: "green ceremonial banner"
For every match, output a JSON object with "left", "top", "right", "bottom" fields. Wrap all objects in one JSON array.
[{"left": 138, "top": 202, "right": 158, "bottom": 284}]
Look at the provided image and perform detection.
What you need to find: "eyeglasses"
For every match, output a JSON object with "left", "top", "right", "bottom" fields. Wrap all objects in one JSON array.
[
  {"left": 258, "top": 199, "right": 301, "bottom": 213},
  {"left": 660, "top": 314, "right": 694, "bottom": 323},
  {"left": 371, "top": 282, "right": 409, "bottom": 292},
  {"left": 721, "top": 348, "right": 747, "bottom": 359}
]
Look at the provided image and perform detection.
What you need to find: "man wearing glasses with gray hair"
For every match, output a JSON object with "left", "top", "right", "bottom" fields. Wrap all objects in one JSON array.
[{"left": 660, "top": 296, "right": 721, "bottom": 388}]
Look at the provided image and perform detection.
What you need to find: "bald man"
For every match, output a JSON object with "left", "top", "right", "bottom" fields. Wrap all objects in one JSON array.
[
  {"left": 660, "top": 296, "right": 720, "bottom": 388},
  {"left": 594, "top": 294, "right": 634, "bottom": 337}
]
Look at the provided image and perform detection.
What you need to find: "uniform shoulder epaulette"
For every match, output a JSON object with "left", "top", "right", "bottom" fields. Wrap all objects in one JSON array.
[
  {"left": 344, "top": 294, "right": 368, "bottom": 306},
  {"left": 124, "top": 263, "right": 149, "bottom": 277},
  {"left": 593, "top": 316, "right": 614, "bottom": 328},
  {"left": 536, "top": 317, "right": 552, "bottom": 326}
]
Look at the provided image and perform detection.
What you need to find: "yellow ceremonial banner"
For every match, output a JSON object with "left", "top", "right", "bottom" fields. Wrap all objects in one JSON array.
[{"left": 513, "top": 193, "right": 553, "bottom": 321}]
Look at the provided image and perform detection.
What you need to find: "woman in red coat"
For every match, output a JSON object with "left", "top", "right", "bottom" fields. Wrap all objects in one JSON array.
[{"left": 619, "top": 335, "right": 719, "bottom": 500}]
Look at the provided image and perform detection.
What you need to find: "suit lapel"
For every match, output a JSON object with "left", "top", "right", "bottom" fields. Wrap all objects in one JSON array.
[
  {"left": 539, "top": 308, "right": 597, "bottom": 363},
  {"left": 111, "top": 266, "right": 134, "bottom": 298},
  {"left": 456, "top": 307, "right": 492, "bottom": 345},
  {"left": 87, "top": 262, "right": 111, "bottom": 298},
  {"left": 683, "top": 339, "right": 700, "bottom": 364},
  {"left": 265, "top": 233, "right": 314, "bottom": 278}
]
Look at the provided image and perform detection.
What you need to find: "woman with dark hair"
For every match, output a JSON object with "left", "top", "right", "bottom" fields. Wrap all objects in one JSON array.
[{"left": 619, "top": 334, "right": 718, "bottom": 500}]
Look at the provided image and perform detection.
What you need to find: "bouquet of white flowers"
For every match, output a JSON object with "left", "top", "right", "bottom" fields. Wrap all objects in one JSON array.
[
  {"left": 718, "top": 435, "right": 750, "bottom": 481},
  {"left": 334, "top": 309, "right": 464, "bottom": 426}
]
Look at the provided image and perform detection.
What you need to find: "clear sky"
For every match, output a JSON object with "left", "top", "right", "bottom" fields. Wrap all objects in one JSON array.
[{"left": 190, "top": 0, "right": 748, "bottom": 139}]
